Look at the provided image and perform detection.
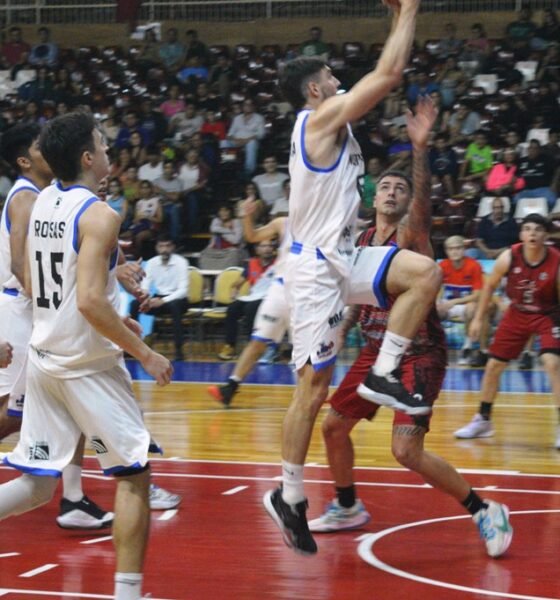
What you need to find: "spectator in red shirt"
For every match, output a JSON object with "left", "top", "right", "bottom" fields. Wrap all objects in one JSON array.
[{"left": 1, "top": 27, "right": 30, "bottom": 76}]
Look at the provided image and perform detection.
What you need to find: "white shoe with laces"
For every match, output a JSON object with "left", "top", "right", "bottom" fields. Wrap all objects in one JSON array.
[
  {"left": 149, "top": 483, "right": 182, "bottom": 510},
  {"left": 308, "top": 499, "right": 371, "bottom": 533},
  {"left": 454, "top": 414, "right": 495, "bottom": 439},
  {"left": 473, "top": 500, "right": 513, "bottom": 557}
]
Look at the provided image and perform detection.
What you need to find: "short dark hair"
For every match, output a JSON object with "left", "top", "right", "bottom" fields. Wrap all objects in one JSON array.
[
  {"left": 39, "top": 110, "right": 96, "bottom": 181},
  {"left": 0, "top": 122, "right": 41, "bottom": 172},
  {"left": 157, "top": 233, "right": 175, "bottom": 243},
  {"left": 376, "top": 169, "right": 413, "bottom": 193},
  {"left": 521, "top": 213, "right": 550, "bottom": 231},
  {"left": 279, "top": 57, "right": 327, "bottom": 110}
]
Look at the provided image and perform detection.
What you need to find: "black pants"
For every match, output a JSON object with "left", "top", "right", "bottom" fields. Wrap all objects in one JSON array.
[
  {"left": 224, "top": 299, "right": 261, "bottom": 346},
  {"left": 130, "top": 297, "right": 188, "bottom": 353}
]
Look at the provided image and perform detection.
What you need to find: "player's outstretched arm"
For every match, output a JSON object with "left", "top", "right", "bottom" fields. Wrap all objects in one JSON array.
[{"left": 9, "top": 190, "right": 36, "bottom": 290}]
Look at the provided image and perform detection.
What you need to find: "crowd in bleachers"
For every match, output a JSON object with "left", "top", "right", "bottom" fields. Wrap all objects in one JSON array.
[{"left": 0, "top": 6, "right": 559, "bottom": 262}]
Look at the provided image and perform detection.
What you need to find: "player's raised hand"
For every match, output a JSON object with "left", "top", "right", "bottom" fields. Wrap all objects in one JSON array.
[
  {"left": 240, "top": 194, "right": 258, "bottom": 217},
  {"left": 142, "top": 350, "right": 173, "bottom": 386},
  {"left": 406, "top": 95, "right": 438, "bottom": 148}
]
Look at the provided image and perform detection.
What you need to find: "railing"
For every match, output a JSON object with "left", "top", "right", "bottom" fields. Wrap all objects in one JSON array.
[{"left": 0, "top": 0, "right": 557, "bottom": 26}]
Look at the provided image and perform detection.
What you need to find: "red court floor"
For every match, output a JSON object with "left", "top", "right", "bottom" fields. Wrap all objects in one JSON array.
[{"left": 0, "top": 457, "right": 559, "bottom": 600}]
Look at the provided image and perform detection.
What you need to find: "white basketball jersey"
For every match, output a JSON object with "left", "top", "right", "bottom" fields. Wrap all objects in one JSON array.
[
  {"left": 288, "top": 109, "right": 364, "bottom": 276},
  {"left": 28, "top": 181, "right": 121, "bottom": 378},
  {"left": 0, "top": 177, "right": 40, "bottom": 292}
]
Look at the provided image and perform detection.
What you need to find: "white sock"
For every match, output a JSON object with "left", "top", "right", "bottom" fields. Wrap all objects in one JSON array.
[
  {"left": 61, "top": 464, "right": 84, "bottom": 502},
  {"left": 373, "top": 331, "right": 411, "bottom": 376},
  {"left": 230, "top": 374, "right": 241, "bottom": 383},
  {"left": 281, "top": 461, "right": 305, "bottom": 505},
  {"left": 462, "top": 337, "right": 473, "bottom": 350},
  {"left": 114, "top": 572, "right": 143, "bottom": 600}
]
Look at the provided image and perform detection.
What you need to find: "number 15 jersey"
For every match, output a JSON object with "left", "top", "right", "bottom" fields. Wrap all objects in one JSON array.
[{"left": 28, "top": 181, "right": 121, "bottom": 378}]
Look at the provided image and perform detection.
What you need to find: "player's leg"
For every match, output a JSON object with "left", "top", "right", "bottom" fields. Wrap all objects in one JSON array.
[
  {"left": 541, "top": 352, "right": 560, "bottom": 448},
  {"left": 0, "top": 393, "right": 21, "bottom": 439}
]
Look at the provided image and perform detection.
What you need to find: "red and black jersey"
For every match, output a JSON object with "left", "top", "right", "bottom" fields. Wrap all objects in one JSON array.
[
  {"left": 356, "top": 227, "right": 447, "bottom": 359},
  {"left": 506, "top": 243, "right": 560, "bottom": 314}
]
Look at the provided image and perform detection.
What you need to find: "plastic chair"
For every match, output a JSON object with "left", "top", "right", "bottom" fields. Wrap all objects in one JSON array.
[
  {"left": 473, "top": 74, "right": 498, "bottom": 95},
  {"left": 476, "top": 196, "right": 511, "bottom": 219},
  {"left": 513, "top": 197, "right": 549, "bottom": 221}
]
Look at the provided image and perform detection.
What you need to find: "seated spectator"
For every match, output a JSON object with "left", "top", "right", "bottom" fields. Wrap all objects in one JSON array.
[
  {"left": 506, "top": 5, "right": 537, "bottom": 59},
  {"left": 177, "top": 56, "right": 209, "bottom": 86},
  {"left": 138, "top": 145, "right": 164, "bottom": 182},
  {"left": 116, "top": 110, "right": 148, "bottom": 149},
  {"left": 447, "top": 102, "right": 481, "bottom": 144},
  {"left": 200, "top": 109, "right": 227, "bottom": 143},
  {"left": 129, "top": 130, "right": 148, "bottom": 166},
  {"left": 185, "top": 29, "right": 208, "bottom": 66},
  {"left": 122, "top": 164, "right": 142, "bottom": 202},
  {"left": 106, "top": 178, "right": 129, "bottom": 230},
  {"left": 467, "top": 197, "right": 519, "bottom": 260},
  {"left": 193, "top": 81, "right": 220, "bottom": 112},
  {"left": 406, "top": 70, "right": 440, "bottom": 106},
  {"left": 153, "top": 160, "right": 185, "bottom": 243},
  {"left": 485, "top": 148, "right": 525, "bottom": 196},
  {"left": 429, "top": 133, "right": 458, "bottom": 196},
  {"left": 224, "top": 98, "right": 266, "bottom": 178},
  {"left": 357, "top": 157, "right": 384, "bottom": 220},
  {"left": 270, "top": 179, "right": 290, "bottom": 217},
  {"left": 110, "top": 147, "right": 133, "bottom": 182},
  {"left": 459, "top": 130, "right": 494, "bottom": 187},
  {"left": 252, "top": 155, "right": 289, "bottom": 211},
  {"left": 100, "top": 106, "right": 120, "bottom": 146},
  {"left": 460, "top": 23, "right": 491, "bottom": 70},
  {"left": 29, "top": 27, "right": 58, "bottom": 68},
  {"left": 300, "top": 26, "right": 330, "bottom": 60},
  {"left": 19, "top": 66, "right": 55, "bottom": 104},
  {"left": 514, "top": 139, "right": 557, "bottom": 208},
  {"left": 159, "top": 27, "right": 185, "bottom": 72},
  {"left": 437, "top": 23, "right": 463, "bottom": 59},
  {"left": 170, "top": 102, "right": 203, "bottom": 145},
  {"left": 136, "top": 27, "right": 162, "bottom": 74},
  {"left": 1, "top": 26, "right": 30, "bottom": 74},
  {"left": 217, "top": 240, "right": 277, "bottom": 360},
  {"left": 178, "top": 149, "right": 209, "bottom": 234},
  {"left": 437, "top": 235, "right": 485, "bottom": 366},
  {"left": 129, "top": 234, "right": 189, "bottom": 361},
  {"left": 123, "top": 179, "right": 163, "bottom": 258},
  {"left": 388, "top": 125, "right": 412, "bottom": 174},
  {"left": 209, "top": 204, "right": 243, "bottom": 249},
  {"left": 436, "top": 56, "right": 465, "bottom": 108},
  {"left": 537, "top": 44, "right": 560, "bottom": 87},
  {"left": 532, "top": 9, "right": 560, "bottom": 51},
  {"left": 208, "top": 54, "right": 234, "bottom": 98},
  {"left": 159, "top": 84, "right": 186, "bottom": 119},
  {"left": 139, "top": 97, "right": 168, "bottom": 145}
]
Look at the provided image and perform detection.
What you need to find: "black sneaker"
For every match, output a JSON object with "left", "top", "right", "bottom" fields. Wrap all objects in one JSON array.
[
  {"left": 207, "top": 380, "right": 238, "bottom": 407},
  {"left": 56, "top": 495, "right": 114, "bottom": 530},
  {"left": 263, "top": 487, "right": 317, "bottom": 556},
  {"left": 518, "top": 351, "right": 534, "bottom": 370},
  {"left": 469, "top": 350, "right": 489, "bottom": 368},
  {"left": 356, "top": 369, "right": 431, "bottom": 416}
]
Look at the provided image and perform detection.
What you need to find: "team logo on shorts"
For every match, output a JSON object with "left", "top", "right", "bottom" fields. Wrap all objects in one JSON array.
[
  {"left": 29, "top": 442, "right": 50, "bottom": 461},
  {"left": 328, "top": 310, "right": 344, "bottom": 329},
  {"left": 14, "top": 394, "right": 24, "bottom": 411},
  {"left": 317, "top": 341, "right": 334, "bottom": 359},
  {"left": 261, "top": 313, "right": 278, "bottom": 323},
  {"left": 91, "top": 437, "right": 108, "bottom": 455}
]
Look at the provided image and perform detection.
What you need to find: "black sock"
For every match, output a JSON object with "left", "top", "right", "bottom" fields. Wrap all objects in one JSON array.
[
  {"left": 336, "top": 485, "right": 356, "bottom": 509},
  {"left": 461, "top": 489, "right": 488, "bottom": 515},
  {"left": 479, "top": 402, "right": 493, "bottom": 420},
  {"left": 226, "top": 378, "right": 240, "bottom": 391}
]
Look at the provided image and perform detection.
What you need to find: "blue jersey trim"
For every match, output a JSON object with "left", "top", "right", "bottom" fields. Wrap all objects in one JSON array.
[
  {"left": 4, "top": 179, "right": 40, "bottom": 233},
  {"left": 3, "top": 288, "right": 19, "bottom": 297},
  {"left": 373, "top": 245, "right": 399, "bottom": 309},
  {"left": 300, "top": 112, "right": 348, "bottom": 173},
  {"left": 3, "top": 457, "right": 62, "bottom": 477},
  {"left": 313, "top": 354, "right": 337, "bottom": 372},
  {"left": 290, "top": 241, "right": 326, "bottom": 260},
  {"left": 251, "top": 334, "right": 275, "bottom": 343},
  {"left": 56, "top": 180, "right": 93, "bottom": 193},
  {"left": 103, "top": 461, "right": 143, "bottom": 476},
  {"left": 6, "top": 409, "right": 22, "bottom": 418},
  {"left": 276, "top": 277, "right": 284, "bottom": 285},
  {"left": 72, "top": 197, "right": 99, "bottom": 253}
]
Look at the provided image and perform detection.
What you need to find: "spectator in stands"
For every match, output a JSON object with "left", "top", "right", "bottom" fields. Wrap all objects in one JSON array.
[
  {"left": 125, "top": 179, "right": 163, "bottom": 258},
  {"left": 200, "top": 109, "right": 227, "bottom": 143},
  {"left": 406, "top": 69, "right": 439, "bottom": 106},
  {"left": 357, "top": 157, "right": 384, "bottom": 220},
  {"left": 436, "top": 23, "right": 463, "bottom": 59},
  {"left": 436, "top": 56, "right": 465, "bottom": 108},
  {"left": 178, "top": 148, "right": 209, "bottom": 235},
  {"left": 136, "top": 27, "right": 162, "bottom": 74},
  {"left": 106, "top": 177, "right": 129, "bottom": 230},
  {"left": 122, "top": 164, "right": 142, "bottom": 203},
  {"left": 485, "top": 147, "right": 525, "bottom": 196},
  {"left": 300, "top": 26, "right": 330, "bottom": 60},
  {"left": 1, "top": 26, "right": 30, "bottom": 74},
  {"left": 139, "top": 97, "right": 168, "bottom": 144},
  {"left": 252, "top": 155, "right": 289, "bottom": 212},
  {"left": 217, "top": 240, "right": 277, "bottom": 360},
  {"left": 189, "top": 131, "right": 218, "bottom": 173},
  {"left": 504, "top": 129, "right": 524, "bottom": 155},
  {"left": 447, "top": 101, "right": 481, "bottom": 144},
  {"left": 99, "top": 106, "right": 120, "bottom": 145},
  {"left": 177, "top": 56, "right": 209, "bottom": 87},
  {"left": 193, "top": 81, "right": 219, "bottom": 112},
  {"left": 467, "top": 197, "right": 519, "bottom": 260},
  {"left": 129, "top": 130, "right": 148, "bottom": 165},
  {"left": 460, "top": 23, "right": 491, "bottom": 70},
  {"left": 116, "top": 110, "right": 147, "bottom": 149},
  {"left": 53, "top": 67, "right": 80, "bottom": 105},
  {"left": 532, "top": 9, "right": 560, "bottom": 51},
  {"left": 170, "top": 102, "right": 203, "bottom": 144},
  {"left": 153, "top": 160, "right": 185, "bottom": 243},
  {"left": 130, "top": 234, "right": 189, "bottom": 361},
  {"left": 388, "top": 125, "right": 412, "bottom": 174},
  {"left": 110, "top": 146, "right": 133, "bottom": 181},
  {"left": 437, "top": 235, "right": 484, "bottom": 366},
  {"left": 208, "top": 53, "right": 234, "bottom": 98},
  {"left": 270, "top": 179, "right": 290, "bottom": 217},
  {"left": 138, "top": 145, "right": 164, "bottom": 182},
  {"left": 530, "top": 82, "right": 558, "bottom": 127},
  {"left": 429, "top": 133, "right": 458, "bottom": 196},
  {"left": 537, "top": 43, "right": 560, "bottom": 87},
  {"left": 209, "top": 204, "right": 243, "bottom": 249},
  {"left": 459, "top": 130, "right": 494, "bottom": 188},
  {"left": 159, "top": 84, "right": 186, "bottom": 119},
  {"left": 506, "top": 5, "right": 537, "bottom": 59},
  {"left": 29, "top": 27, "right": 58, "bottom": 68},
  {"left": 514, "top": 139, "right": 557, "bottom": 208},
  {"left": 542, "top": 128, "right": 560, "bottom": 177},
  {"left": 159, "top": 27, "right": 185, "bottom": 72},
  {"left": 0, "top": 163, "right": 12, "bottom": 204},
  {"left": 225, "top": 98, "right": 266, "bottom": 178},
  {"left": 20, "top": 66, "right": 56, "bottom": 104},
  {"left": 185, "top": 29, "right": 208, "bottom": 66}
]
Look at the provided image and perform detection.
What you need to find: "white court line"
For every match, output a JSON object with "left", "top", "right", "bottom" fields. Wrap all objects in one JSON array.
[
  {"left": 358, "top": 509, "right": 560, "bottom": 600},
  {"left": 0, "top": 590, "right": 175, "bottom": 599},
  {"left": 0, "top": 553, "right": 20, "bottom": 559},
  {"left": 19, "top": 564, "right": 57, "bottom": 578},
  {"left": 80, "top": 535, "right": 113, "bottom": 545},
  {"left": 158, "top": 510, "right": 178, "bottom": 521},
  {"left": 222, "top": 485, "right": 248, "bottom": 495}
]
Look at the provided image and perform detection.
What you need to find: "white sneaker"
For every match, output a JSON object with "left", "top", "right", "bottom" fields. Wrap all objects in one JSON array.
[
  {"left": 308, "top": 499, "right": 371, "bottom": 533},
  {"left": 454, "top": 414, "right": 495, "bottom": 439},
  {"left": 473, "top": 500, "right": 513, "bottom": 557},
  {"left": 555, "top": 426, "right": 560, "bottom": 450},
  {"left": 149, "top": 483, "right": 182, "bottom": 510}
]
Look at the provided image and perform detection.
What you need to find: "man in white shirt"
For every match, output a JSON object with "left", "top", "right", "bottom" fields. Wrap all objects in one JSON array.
[
  {"left": 252, "top": 155, "right": 289, "bottom": 209},
  {"left": 138, "top": 146, "right": 164, "bottom": 182},
  {"left": 225, "top": 98, "right": 266, "bottom": 178},
  {"left": 129, "top": 234, "right": 189, "bottom": 361}
]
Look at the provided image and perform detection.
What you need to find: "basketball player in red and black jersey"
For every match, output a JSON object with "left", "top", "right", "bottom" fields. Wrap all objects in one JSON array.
[
  {"left": 309, "top": 96, "right": 513, "bottom": 558},
  {"left": 455, "top": 213, "right": 560, "bottom": 448}
]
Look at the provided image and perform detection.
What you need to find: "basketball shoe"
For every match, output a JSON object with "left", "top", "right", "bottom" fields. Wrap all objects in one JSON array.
[
  {"left": 454, "top": 414, "right": 495, "bottom": 439},
  {"left": 473, "top": 500, "right": 513, "bottom": 557},
  {"left": 56, "top": 495, "right": 114, "bottom": 529},
  {"left": 263, "top": 487, "right": 317, "bottom": 555},
  {"left": 308, "top": 499, "right": 371, "bottom": 533},
  {"left": 207, "top": 379, "right": 239, "bottom": 407},
  {"left": 149, "top": 484, "right": 182, "bottom": 510},
  {"left": 357, "top": 369, "right": 431, "bottom": 415}
]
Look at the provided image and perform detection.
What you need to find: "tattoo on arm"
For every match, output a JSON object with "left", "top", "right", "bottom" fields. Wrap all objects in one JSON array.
[{"left": 393, "top": 424, "right": 426, "bottom": 436}]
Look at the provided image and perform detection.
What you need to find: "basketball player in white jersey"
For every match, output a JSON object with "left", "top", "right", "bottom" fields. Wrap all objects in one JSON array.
[
  {"left": 208, "top": 195, "right": 291, "bottom": 406},
  {"left": 0, "top": 110, "right": 172, "bottom": 600},
  {"left": 262, "top": 0, "right": 443, "bottom": 555}
]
